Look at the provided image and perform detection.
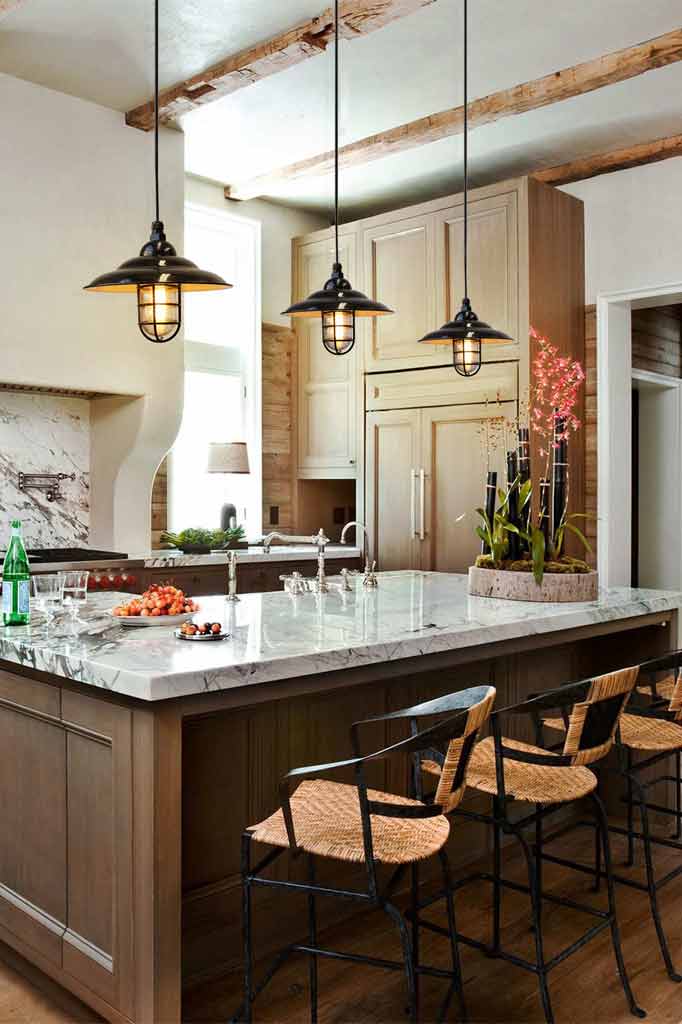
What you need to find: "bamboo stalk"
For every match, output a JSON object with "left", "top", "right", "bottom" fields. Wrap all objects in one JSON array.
[
  {"left": 506, "top": 451, "right": 520, "bottom": 560},
  {"left": 482, "top": 471, "right": 497, "bottom": 554}
]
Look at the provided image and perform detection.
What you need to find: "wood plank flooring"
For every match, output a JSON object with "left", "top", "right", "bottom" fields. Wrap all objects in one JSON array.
[
  {"left": 185, "top": 826, "right": 682, "bottom": 1024},
  {"left": 0, "top": 826, "right": 680, "bottom": 1023}
]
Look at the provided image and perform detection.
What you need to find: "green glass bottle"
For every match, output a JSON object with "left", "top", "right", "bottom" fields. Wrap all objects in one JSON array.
[{"left": 2, "top": 520, "right": 31, "bottom": 626}]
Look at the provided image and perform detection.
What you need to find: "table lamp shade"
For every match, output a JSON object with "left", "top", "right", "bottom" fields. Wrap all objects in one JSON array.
[{"left": 207, "top": 442, "right": 250, "bottom": 474}]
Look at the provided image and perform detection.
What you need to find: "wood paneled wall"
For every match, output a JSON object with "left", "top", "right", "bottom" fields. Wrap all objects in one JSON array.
[
  {"left": 584, "top": 306, "right": 597, "bottom": 567},
  {"left": 151, "top": 458, "right": 168, "bottom": 549},
  {"left": 262, "top": 322, "right": 297, "bottom": 533},
  {"left": 632, "top": 305, "right": 682, "bottom": 377}
]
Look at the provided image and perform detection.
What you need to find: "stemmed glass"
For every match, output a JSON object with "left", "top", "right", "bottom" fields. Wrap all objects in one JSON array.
[
  {"left": 61, "top": 570, "right": 90, "bottom": 637},
  {"left": 31, "top": 574, "right": 64, "bottom": 642}
]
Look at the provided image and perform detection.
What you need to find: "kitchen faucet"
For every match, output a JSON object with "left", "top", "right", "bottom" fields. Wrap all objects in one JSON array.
[
  {"left": 340, "top": 522, "right": 377, "bottom": 587},
  {"left": 261, "top": 529, "right": 331, "bottom": 592}
]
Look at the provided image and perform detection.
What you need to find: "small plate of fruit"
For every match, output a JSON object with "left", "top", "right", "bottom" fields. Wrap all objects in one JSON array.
[
  {"left": 176, "top": 621, "right": 229, "bottom": 642},
  {"left": 111, "top": 585, "right": 200, "bottom": 626}
]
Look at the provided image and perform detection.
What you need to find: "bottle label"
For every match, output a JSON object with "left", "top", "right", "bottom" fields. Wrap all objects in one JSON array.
[{"left": 2, "top": 579, "right": 30, "bottom": 616}]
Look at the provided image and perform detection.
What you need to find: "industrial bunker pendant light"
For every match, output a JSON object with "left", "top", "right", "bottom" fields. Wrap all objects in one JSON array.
[
  {"left": 282, "top": 0, "right": 393, "bottom": 354},
  {"left": 84, "top": 0, "right": 231, "bottom": 342},
  {"left": 418, "top": 0, "right": 512, "bottom": 376}
]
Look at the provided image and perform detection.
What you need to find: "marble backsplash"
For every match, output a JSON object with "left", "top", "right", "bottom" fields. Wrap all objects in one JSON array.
[{"left": 0, "top": 392, "right": 89, "bottom": 548}]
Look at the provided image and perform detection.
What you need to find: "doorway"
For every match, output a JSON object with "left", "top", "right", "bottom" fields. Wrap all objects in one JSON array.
[{"left": 598, "top": 287, "right": 682, "bottom": 593}]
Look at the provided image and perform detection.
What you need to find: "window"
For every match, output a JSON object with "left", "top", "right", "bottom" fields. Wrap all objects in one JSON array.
[{"left": 168, "top": 203, "right": 262, "bottom": 537}]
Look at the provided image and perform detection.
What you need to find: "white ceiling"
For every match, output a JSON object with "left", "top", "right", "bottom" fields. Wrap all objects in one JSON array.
[{"left": 2, "top": 0, "right": 682, "bottom": 219}]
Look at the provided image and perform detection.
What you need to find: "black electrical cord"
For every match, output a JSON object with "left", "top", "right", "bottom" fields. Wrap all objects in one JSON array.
[
  {"left": 463, "top": 0, "right": 468, "bottom": 299},
  {"left": 154, "top": 0, "right": 160, "bottom": 223},
  {"left": 334, "top": 0, "right": 340, "bottom": 266}
]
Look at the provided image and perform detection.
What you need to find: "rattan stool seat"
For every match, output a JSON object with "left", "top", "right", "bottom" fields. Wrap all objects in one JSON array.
[
  {"left": 543, "top": 712, "right": 682, "bottom": 753},
  {"left": 453, "top": 735, "right": 598, "bottom": 803},
  {"left": 620, "top": 713, "right": 682, "bottom": 751},
  {"left": 247, "top": 778, "right": 450, "bottom": 864}
]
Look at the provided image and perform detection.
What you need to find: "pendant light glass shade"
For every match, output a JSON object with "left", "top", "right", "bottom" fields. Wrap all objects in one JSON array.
[
  {"left": 83, "top": 2, "right": 230, "bottom": 340},
  {"left": 417, "top": 0, "right": 512, "bottom": 376},
  {"left": 282, "top": 0, "right": 393, "bottom": 352}
]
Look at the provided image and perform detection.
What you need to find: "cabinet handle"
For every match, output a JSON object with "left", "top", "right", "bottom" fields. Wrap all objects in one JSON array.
[
  {"left": 410, "top": 469, "right": 417, "bottom": 538},
  {"left": 419, "top": 468, "right": 426, "bottom": 541}
]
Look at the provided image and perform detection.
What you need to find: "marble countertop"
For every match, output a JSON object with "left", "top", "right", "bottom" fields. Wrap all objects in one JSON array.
[
  {"left": 0, "top": 571, "right": 679, "bottom": 703},
  {"left": 139, "top": 544, "right": 363, "bottom": 567}
]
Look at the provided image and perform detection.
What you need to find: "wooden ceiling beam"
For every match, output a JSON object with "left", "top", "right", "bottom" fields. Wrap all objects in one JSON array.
[
  {"left": 125, "top": 0, "right": 437, "bottom": 131},
  {"left": 532, "top": 133, "right": 682, "bottom": 186},
  {"left": 225, "top": 26, "right": 682, "bottom": 200}
]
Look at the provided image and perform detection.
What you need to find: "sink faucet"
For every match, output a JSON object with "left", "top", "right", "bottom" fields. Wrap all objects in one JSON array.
[
  {"left": 340, "top": 522, "right": 378, "bottom": 587},
  {"left": 261, "top": 529, "right": 331, "bottom": 593}
]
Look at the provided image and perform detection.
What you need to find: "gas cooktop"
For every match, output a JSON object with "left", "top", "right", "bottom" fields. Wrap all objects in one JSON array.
[{"left": 25, "top": 548, "right": 128, "bottom": 563}]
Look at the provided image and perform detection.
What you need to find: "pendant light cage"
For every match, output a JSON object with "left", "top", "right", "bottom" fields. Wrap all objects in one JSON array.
[
  {"left": 83, "top": 0, "right": 231, "bottom": 340},
  {"left": 138, "top": 283, "right": 182, "bottom": 342},
  {"left": 453, "top": 336, "right": 482, "bottom": 376},
  {"left": 281, "top": 0, "right": 393, "bottom": 349}
]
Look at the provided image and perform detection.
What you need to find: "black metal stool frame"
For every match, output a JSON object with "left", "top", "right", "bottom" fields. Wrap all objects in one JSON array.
[
  {"left": 536, "top": 652, "right": 682, "bottom": 983},
  {"left": 409, "top": 682, "right": 646, "bottom": 1024},
  {"left": 238, "top": 686, "right": 494, "bottom": 1024}
]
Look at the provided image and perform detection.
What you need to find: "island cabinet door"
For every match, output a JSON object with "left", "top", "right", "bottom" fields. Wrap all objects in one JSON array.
[
  {"left": 0, "top": 676, "right": 67, "bottom": 968},
  {"left": 419, "top": 402, "right": 516, "bottom": 573},
  {"left": 366, "top": 409, "right": 423, "bottom": 570},
  {"left": 60, "top": 691, "right": 135, "bottom": 1019}
]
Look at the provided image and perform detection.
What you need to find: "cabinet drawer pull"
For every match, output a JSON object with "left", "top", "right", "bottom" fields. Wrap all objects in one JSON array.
[{"left": 410, "top": 469, "right": 417, "bottom": 538}]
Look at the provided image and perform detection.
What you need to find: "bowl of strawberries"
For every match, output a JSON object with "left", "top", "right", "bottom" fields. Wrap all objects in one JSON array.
[{"left": 111, "top": 585, "right": 200, "bottom": 627}]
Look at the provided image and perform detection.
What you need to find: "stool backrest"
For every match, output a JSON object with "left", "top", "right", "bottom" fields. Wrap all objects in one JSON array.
[
  {"left": 637, "top": 652, "right": 682, "bottom": 721},
  {"left": 562, "top": 666, "right": 639, "bottom": 765},
  {"left": 434, "top": 687, "right": 496, "bottom": 810}
]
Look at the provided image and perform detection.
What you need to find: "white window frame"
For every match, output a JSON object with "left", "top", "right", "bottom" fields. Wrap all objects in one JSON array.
[{"left": 168, "top": 202, "right": 262, "bottom": 538}]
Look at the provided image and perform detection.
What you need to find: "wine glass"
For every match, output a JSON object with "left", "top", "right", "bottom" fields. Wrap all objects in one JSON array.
[
  {"left": 61, "top": 570, "right": 90, "bottom": 636},
  {"left": 31, "top": 574, "right": 64, "bottom": 641}
]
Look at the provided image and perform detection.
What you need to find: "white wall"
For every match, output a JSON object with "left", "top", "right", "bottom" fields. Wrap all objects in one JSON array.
[
  {"left": 561, "top": 158, "right": 682, "bottom": 304},
  {"left": 0, "top": 73, "right": 185, "bottom": 553},
  {"left": 185, "top": 175, "right": 328, "bottom": 325}
]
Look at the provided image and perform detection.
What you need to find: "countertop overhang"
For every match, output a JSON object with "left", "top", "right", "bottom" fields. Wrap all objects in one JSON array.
[{"left": 0, "top": 572, "right": 679, "bottom": 703}]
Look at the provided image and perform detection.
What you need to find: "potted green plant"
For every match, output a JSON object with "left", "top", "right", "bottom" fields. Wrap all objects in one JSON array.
[
  {"left": 160, "top": 526, "right": 247, "bottom": 554},
  {"left": 468, "top": 330, "right": 597, "bottom": 602}
]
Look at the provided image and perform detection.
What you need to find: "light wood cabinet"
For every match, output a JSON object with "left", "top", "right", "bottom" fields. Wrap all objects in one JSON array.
[
  {"left": 362, "top": 213, "right": 438, "bottom": 371},
  {"left": 294, "top": 233, "right": 359, "bottom": 478},
  {"left": 291, "top": 175, "right": 584, "bottom": 536},
  {"left": 366, "top": 400, "right": 514, "bottom": 572}
]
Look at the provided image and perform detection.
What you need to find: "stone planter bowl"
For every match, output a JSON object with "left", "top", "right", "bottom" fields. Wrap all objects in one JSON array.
[{"left": 468, "top": 565, "right": 599, "bottom": 603}]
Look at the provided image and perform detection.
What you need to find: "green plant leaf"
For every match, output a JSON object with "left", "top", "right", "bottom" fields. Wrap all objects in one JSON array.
[
  {"left": 564, "top": 521, "right": 592, "bottom": 553},
  {"left": 519, "top": 479, "right": 532, "bottom": 509},
  {"left": 475, "top": 526, "right": 488, "bottom": 545}
]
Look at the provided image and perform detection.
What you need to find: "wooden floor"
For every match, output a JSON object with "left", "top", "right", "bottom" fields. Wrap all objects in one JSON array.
[{"left": 1, "top": 827, "right": 681, "bottom": 1023}]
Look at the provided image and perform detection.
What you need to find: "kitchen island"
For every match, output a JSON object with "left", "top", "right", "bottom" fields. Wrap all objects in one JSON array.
[{"left": 0, "top": 571, "right": 679, "bottom": 1023}]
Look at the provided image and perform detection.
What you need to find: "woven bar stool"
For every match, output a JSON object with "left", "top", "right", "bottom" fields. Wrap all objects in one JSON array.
[
  {"left": 542, "top": 652, "right": 682, "bottom": 982},
  {"left": 417, "top": 667, "right": 644, "bottom": 1024},
  {"left": 238, "top": 684, "right": 495, "bottom": 1023}
]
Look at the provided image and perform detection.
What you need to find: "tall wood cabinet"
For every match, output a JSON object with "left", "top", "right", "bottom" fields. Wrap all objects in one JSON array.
[{"left": 290, "top": 175, "right": 584, "bottom": 563}]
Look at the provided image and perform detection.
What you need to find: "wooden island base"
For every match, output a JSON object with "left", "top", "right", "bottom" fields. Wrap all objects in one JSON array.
[{"left": 0, "top": 610, "right": 675, "bottom": 1023}]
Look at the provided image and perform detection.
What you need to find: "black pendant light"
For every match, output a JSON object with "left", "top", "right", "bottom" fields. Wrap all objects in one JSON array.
[
  {"left": 84, "top": 0, "right": 231, "bottom": 342},
  {"left": 418, "top": 0, "right": 512, "bottom": 376},
  {"left": 282, "top": 0, "right": 393, "bottom": 354}
]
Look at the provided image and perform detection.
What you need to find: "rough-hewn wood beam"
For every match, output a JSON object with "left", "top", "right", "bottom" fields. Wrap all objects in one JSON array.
[
  {"left": 126, "top": 0, "right": 437, "bottom": 131},
  {"left": 225, "top": 27, "right": 682, "bottom": 200},
  {"left": 532, "top": 133, "right": 682, "bottom": 186}
]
